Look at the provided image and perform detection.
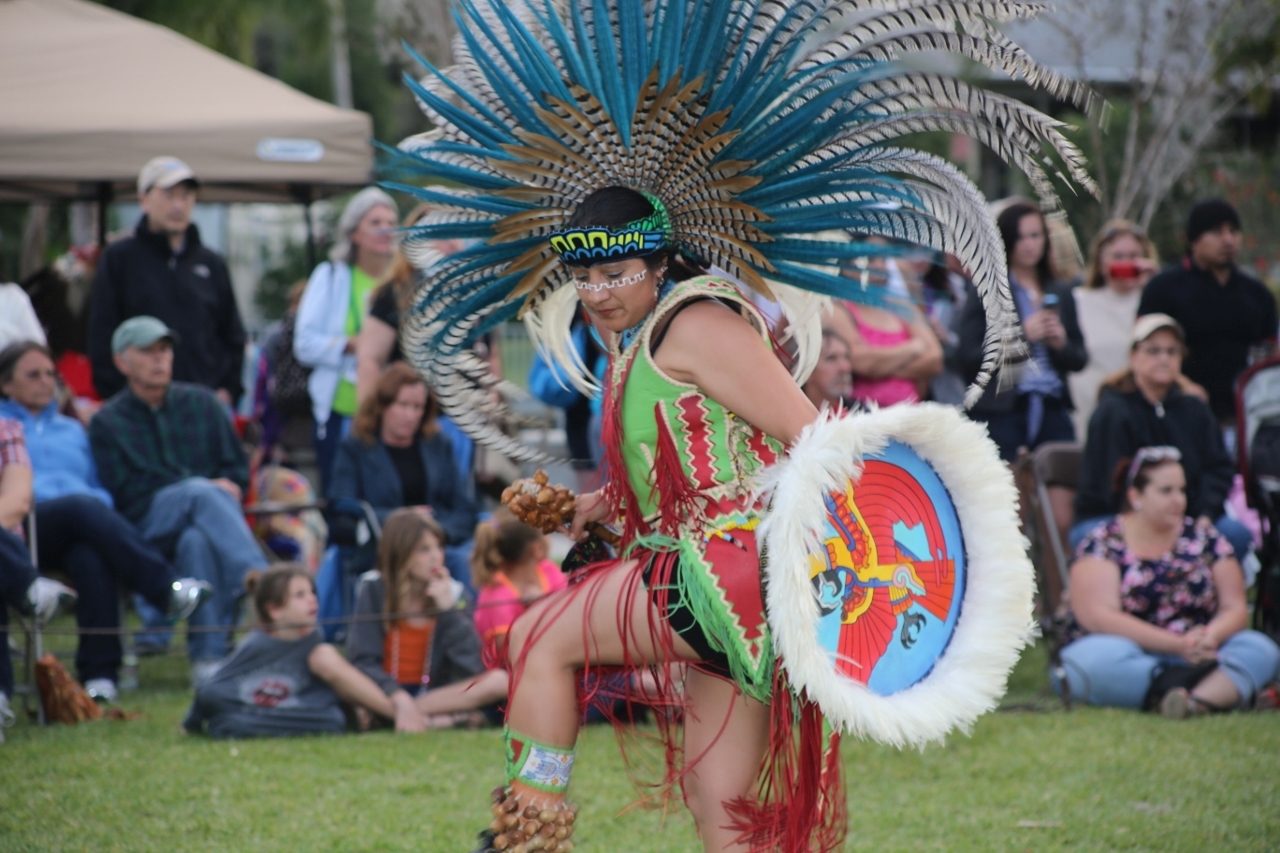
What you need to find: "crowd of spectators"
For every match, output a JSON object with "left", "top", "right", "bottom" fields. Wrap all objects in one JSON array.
[{"left": 2, "top": 152, "right": 1278, "bottom": 737}]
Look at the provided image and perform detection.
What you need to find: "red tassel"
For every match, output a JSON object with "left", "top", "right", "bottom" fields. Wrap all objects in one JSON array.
[
  {"left": 650, "top": 404, "right": 710, "bottom": 538},
  {"left": 725, "top": 665, "right": 848, "bottom": 853},
  {"left": 600, "top": 351, "right": 649, "bottom": 541}
]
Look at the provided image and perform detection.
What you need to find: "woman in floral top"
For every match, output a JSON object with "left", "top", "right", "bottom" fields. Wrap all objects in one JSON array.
[{"left": 1059, "top": 447, "right": 1279, "bottom": 716}]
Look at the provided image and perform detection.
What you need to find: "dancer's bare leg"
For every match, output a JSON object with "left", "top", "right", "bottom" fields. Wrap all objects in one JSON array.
[
  {"left": 504, "top": 560, "right": 698, "bottom": 797},
  {"left": 681, "top": 669, "right": 769, "bottom": 853}
]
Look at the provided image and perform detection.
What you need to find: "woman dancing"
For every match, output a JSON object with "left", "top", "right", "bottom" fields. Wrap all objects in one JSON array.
[
  {"left": 390, "top": 3, "right": 1100, "bottom": 851},
  {"left": 494, "top": 187, "right": 821, "bottom": 853}
]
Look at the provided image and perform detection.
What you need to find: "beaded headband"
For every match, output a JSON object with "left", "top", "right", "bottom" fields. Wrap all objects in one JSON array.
[{"left": 549, "top": 191, "right": 674, "bottom": 266}]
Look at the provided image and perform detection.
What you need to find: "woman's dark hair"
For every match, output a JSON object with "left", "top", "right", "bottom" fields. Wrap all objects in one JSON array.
[
  {"left": 351, "top": 362, "right": 439, "bottom": 443},
  {"left": 996, "top": 202, "right": 1053, "bottom": 285},
  {"left": 0, "top": 340, "right": 55, "bottom": 393},
  {"left": 245, "top": 563, "right": 314, "bottom": 625},
  {"left": 564, "top": 186, "right": 706, "bottom": 281},
  {"left": 1111, "top": 454, "right": 1181, "bottom": 511}
]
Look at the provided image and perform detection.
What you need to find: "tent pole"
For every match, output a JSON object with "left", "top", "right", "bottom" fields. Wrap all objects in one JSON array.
[{"left": 96, "top": 182, "right": 113, "bottom": 247}]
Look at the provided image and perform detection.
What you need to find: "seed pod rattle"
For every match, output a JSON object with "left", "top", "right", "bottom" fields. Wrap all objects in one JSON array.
[{"left": 501, "top": 470, "right": 620, "bottom": 545}]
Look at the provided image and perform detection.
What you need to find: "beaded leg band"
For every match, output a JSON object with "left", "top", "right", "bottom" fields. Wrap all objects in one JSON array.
[
  {"left": 505, "top": 728, "right": 575, "bottom": 794},
  {"left": 486, "top": 786, "right": 578, "bottom": 853}
]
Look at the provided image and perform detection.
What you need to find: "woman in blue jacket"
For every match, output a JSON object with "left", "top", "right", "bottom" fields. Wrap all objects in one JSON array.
[
  {"left": 0, "top": 342, "right": 209, "bottom": 702},
  {"left": 328, "top": 362, "right": 477, "bottom": 588}
]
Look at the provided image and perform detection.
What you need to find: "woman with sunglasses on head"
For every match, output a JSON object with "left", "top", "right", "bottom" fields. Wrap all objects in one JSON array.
[
  {"left": 1059, "top": 448, "right": 1279, "bottom": 716},
  {"left": 1071, "top": 314, "right": 1252, "bottom": 567}
]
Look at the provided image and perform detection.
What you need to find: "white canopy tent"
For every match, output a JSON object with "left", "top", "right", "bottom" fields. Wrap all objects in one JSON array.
[{"left": 0, "top": 0, "right": 374, "bottom": 216}]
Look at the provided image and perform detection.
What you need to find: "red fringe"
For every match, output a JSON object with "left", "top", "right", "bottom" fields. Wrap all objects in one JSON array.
[
  {"left": 725, "top": 665, "right": 848, "bottom": 853},
  {"left": 600, "top": 351, "right": 649, "bottom": 541},
  {"left": 650, "top": 404, "right": 710, "bottom": 538}
]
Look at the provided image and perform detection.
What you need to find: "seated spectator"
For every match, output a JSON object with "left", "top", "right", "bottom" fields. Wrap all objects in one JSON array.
[
  {"left": 0, "top": 417, "right": 76, "bottom": 738},
  {"left": 88, "top": 317, "right": 266, "bottom": 685},
  {"left": 472, "top": 509, "right": 568, "bottom": 654},
  {"left": 0, "top": 343, "right": 210, "bottom": 702},
  {"left": 471, "top": 510, "right": 648, "bottom": 724},
  {"left": 183, "top": 564, "right": 402, "bottom": 738},
  {"left": 800, "top": 328, "right": 854, "bottom": 411},
  {"left": 330, "top": 362, "right": 477, "bottom": 587},
  {"left": 294, "top": 188, "right": 399, "bottom": 495},
  {"left": 1071, "top": 314, "right": 1251, "bottom": 566},
  {"left": 1069, "top": 221, "right": 1162, "bottom": 435},
  {"left": 959, "top": 202, "right": 1087, "bottom": 461},
  {"left": 1058, "top": 450, "right": 1279, "bottom": 716},
  {"left": 825, "top": 239, "right": 942, "bottom": 408},
  {"left": 1138, "top": 199, "right": 1279, "bottom": 426},
  {"left": 347, "top": 510, "right": 502, "bottom": 728}
]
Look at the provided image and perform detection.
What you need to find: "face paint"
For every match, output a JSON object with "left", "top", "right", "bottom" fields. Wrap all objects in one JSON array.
[{"left": 574, "top": 268, "right": 648, "bottom": 292}]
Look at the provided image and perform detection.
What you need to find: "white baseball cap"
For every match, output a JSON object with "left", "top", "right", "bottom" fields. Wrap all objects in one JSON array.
[{"left": 137, "top": 156, "right": 199, "bottom": 195}]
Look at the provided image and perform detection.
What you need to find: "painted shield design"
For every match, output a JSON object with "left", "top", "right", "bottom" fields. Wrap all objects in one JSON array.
[{"left": 760, "top": 404, "right": 1035, "bottom": 747}]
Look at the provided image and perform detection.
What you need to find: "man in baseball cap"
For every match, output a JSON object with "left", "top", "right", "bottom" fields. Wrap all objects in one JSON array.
[
  {"left": 110, "top": 315, "right": 179, "bottom": 356},
  {"left": 86, "top": 157, "right": 245, "bottom": 407}
]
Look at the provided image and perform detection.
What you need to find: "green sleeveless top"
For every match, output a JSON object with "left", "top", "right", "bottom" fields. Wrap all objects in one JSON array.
[
  {"left": 605, "top": 275, "right": 784, "bottom": 534},
  {"left": 600, "top": 275, "right": 783, "bottom": 699}
]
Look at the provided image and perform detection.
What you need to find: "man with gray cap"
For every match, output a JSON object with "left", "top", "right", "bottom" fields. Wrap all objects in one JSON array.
[
  {"left": 87, "top": 156, "right": 247, "bottom": 406},
  {"left": 1138, "top": 198, "right": 1278, "bottom": 424},
  {"left": 89, "top": 317, "right": 265, "bottom": 684}
]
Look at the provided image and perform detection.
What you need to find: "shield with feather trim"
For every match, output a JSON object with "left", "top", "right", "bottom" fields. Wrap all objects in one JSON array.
[{"left": 759, "top": 403, "right": 1035, "bottom": 748}]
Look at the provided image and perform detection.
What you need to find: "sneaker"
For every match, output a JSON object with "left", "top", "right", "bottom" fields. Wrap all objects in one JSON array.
[
  {"left": 191, "top": 659, "right": 223, "bottom": 687},
  {"left": 84, "top": 678, "right": 118, "bottom": 705},
  {"left": 166, "top": 578, "right": 214, "bottom": 621},
  {"left": 25, "top": 577, "right": 77, "bottom": 624}
]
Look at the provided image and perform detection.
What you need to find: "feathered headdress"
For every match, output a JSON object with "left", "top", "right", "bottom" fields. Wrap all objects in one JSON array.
[{"left": 393, "top": 0, "right": 1097, "bottom": 459}]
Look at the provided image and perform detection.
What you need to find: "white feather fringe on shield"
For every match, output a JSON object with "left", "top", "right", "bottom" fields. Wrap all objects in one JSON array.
[{"left": 758, "top": 403, "right": 1035, "bottom": 748}]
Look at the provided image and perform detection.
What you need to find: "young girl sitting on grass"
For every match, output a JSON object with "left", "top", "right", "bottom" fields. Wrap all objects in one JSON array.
[
  {"left": 347, "top": 508, "right": 505, "bottom": 725},
  {"left": 471, "top": 509, "right": 568, "bottom": 654},
  {"left": 183, "top": 564, "right": 401, "bottom": 738}
]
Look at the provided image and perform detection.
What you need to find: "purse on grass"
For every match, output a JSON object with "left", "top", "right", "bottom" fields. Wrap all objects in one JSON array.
[{"left": 35, "top": 653, "right": 102, "bottom": 724}]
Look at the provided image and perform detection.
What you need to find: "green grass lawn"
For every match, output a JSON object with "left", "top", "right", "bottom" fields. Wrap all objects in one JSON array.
[{"left": 2, "top": 636, "right": 1277, "bottom": 852}]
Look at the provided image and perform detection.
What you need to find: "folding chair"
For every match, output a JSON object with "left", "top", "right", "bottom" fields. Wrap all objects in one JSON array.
[
  {"left": 11, "top": 508, "right": 45, "bottom": 725},
  {"left": 1013, "top": 441, "right": 1082, "bottom": 705}
]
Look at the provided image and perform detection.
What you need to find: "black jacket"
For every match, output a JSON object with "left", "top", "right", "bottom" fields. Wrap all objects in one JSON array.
[
  {"left": 958, "top": 279, "right": 1088, "bottom": 414},
  {"left": 1137, "top": 259, "right": 1278, "bottom": 420},
  {"left": 1073, "top": 383, "right": 1234, "bottom": 522},
  {"left": 88, "top": 217, "right": 246, "bottom": 401}
]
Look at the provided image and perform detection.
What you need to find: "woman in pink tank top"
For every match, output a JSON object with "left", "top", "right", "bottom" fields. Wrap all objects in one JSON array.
[{"left": 833, "top": 301, "right": 941, "bottom": 407}]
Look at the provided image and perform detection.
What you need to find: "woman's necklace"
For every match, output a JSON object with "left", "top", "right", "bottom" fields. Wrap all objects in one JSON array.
[{"left": 617, "top": 278, "right": 674, "bottom": 351}]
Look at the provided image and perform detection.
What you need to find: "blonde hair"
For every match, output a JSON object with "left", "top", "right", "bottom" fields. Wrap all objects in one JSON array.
[
  {"left": 1083, "top": 220, "right": 1158, "bottom": 290},
  {"left": 470, "top": 508, "right": 545, "bottom": 590},
  {"left": 375, "top": 509, "right": 446, "bottom": 628}
]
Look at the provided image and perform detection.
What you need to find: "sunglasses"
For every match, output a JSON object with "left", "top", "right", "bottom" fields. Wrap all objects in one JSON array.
[{"left": 1126, "top": 446, "right": 1181, "bottom": 488}]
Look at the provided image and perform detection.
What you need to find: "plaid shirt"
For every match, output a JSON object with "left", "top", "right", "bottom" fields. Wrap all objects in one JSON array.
[
  {"left": 0, "top": 417, "right": 29, "bottom": 470},
  {"left": 88, "top": 382, "right": 248, "bottom": 523},
  {"left": 0, "top": 417, "right": 30, "bottom": 535}
]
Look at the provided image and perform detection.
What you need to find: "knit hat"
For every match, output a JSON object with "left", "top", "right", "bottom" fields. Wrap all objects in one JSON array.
[{"left": 1185, "top": 199, "right": 1241, "bottom": 246}]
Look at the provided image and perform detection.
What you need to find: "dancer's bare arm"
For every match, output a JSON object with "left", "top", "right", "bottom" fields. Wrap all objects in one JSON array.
[{"left": 657, "top": 299, "right": 818, "bottom": 445}]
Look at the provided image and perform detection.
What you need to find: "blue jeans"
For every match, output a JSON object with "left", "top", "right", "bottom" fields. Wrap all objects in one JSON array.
[
  {"left": 1054, "top": 631, "right": 1280, "bottom": 708},
  {"left": 1069, "top": 514, "right": 1254, "bottom": 565},
  {"left": 136, "top": 479, "right": 265, "bottom": 662}
]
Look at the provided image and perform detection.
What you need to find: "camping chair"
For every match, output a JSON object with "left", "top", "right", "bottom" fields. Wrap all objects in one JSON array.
[
  {"left": 11, "top": 508, "right": 45, "bottom": 725},
  {"left": 1236, "top": 356, "right": 1280, "bottom": 636},
  {"left": 316, "top": 498, "right": 382, "bottom": 643},
  {"left": 1013, "top": 441, "right": 1082, "bottom": 706}
]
